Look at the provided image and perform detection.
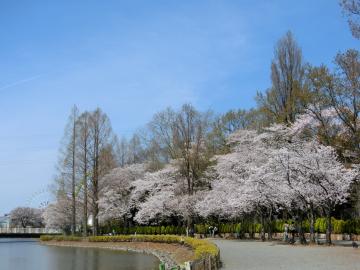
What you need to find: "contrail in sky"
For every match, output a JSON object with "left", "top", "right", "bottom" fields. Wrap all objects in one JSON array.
[{"left": 0, "top": 74, "right": 43, "bottom": 91}]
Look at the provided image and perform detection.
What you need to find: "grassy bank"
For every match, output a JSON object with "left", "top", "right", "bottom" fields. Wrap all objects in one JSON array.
[{"left": 40, "top": 234, "right": 219, "bottom": 261}]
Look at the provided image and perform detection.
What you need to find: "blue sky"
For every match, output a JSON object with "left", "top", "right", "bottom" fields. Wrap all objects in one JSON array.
[{"left": 0, "top": 0, "right": 358, "bottom": 215}]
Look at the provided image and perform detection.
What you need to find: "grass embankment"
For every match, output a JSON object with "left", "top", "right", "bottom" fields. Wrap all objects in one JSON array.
[{"left": 40, "top": 234, "right": 219, "bottom": 261}]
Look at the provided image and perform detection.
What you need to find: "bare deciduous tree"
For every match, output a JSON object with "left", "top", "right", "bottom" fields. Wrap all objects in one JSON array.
[
  {"left": 76, "top": 111, "right": 91, "bottom": 236},
  {"left": 116, "top": 136, "right": 129, "bottom": 167},
  {"left": 55, "top": 105, "right": 79, "bottom": 235},
  {"left": 257, "top": 31, "right": 307, "bottom": 124},
  {"left": 89, "top": 108, "right": 117, "bottom": 235},
  {"left": 340, "top": 0, "right": 360, "bottom": 39}
]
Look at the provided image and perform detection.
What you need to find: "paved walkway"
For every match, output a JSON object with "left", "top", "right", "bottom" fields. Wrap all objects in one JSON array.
[{"left": 211, "top": 239, "right": 360, "bottom": 270}]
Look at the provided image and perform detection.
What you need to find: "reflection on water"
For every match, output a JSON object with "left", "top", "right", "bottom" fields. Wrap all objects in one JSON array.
[{"left": 0, "top": 238, "right": 159, "bottom": 270}]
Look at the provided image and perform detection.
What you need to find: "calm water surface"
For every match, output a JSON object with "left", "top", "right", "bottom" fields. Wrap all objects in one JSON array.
[{"left": 0, "top": 238, "right": 159, "bottom": 270}]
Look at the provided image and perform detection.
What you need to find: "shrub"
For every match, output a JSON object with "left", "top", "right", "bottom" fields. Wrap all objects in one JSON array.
[
  {"left": 332, "top": 218, "right": 345, "bottom": 234},
  {"left": 344, "top": 219, "right": 360, "bottom": 234},
  {"left": 235, "top": 223, "right": 241, "bottom": 234},
  {"left": 164, "top": 226, "right": 171, "bottom": 235},
  {"left": 182, "top": 237, "right": 219, "bottom": 259},
  {"left": 40, "top": 235, "right": 82, "bottom": 242},
  {"left": 195, "top": 224, "right": 206, "bottom": 234},
  {"left": 315, "top": 218, "right": 327, "bottom": 233},
  {"left": 273, "top": 220, "right": 284, "bottom": 233},
  {"left": 301, "top": 220, "right": 310, "bottom": 233},
  {"left": 40, "top": 235, "right": 55, "bottom": 241},
  {"left": 254, "top": 223, "right": 262, "bottom": 233}
]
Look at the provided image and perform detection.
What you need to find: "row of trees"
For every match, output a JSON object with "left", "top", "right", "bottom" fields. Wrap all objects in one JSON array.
[
  {"left": 43, "top": 103, "right": 358, "bottom": 243},
  {"left": 97, "top": 107, "right": 357, "bottom": 243},
  {"left": 46, "top": 108, "right": 118, "bottom": 235},
  {"left": 44, "top": 104, "right": 214, "bottom": 235},
  {"left": 44, "top": 103, "right": 358, "bottom": 243},
  {"left": 42, "top": 2, "right": 359, "bottom": 244}
]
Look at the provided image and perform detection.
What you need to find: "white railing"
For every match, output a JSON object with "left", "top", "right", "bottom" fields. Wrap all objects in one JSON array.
[{"left": 0, "top": 228, "right": 62, "bottom": 234}]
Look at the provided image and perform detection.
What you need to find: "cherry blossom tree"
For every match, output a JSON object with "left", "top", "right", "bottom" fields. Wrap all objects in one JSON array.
[
  {"left": 197, "top": 121, "right": 357, "bottom": 243},
  {"left": 268, "top": 139, "right": 356, "bottom": 243},
  {"left": 196, "top": 130, "right": 259, "bottom": 219},
  {"left": 98, "top": 164, "right": 146, "bottom": 224},
  {"left": 131, "top": 164, "right": 182, "bottom": 224},
  {"left": 197, "top": 129, "right": 292, "bottom": 240},
  {"left": 258, "top": 124, "right": 357, "bottom": 244},
  {"left": 288, "top": 141, "right": 356, "bottom": 244},
  {"left": 43, "top": 195, "right": 83, "bottom": 233},
  {"left": 10, "top": 207, "right": 44, "bottom": 228}
]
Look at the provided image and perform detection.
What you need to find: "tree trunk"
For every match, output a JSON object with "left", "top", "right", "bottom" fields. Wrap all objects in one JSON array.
[
  {"left": 326, "top": 207, "right": 332, "bottom": 245},
  {"left": 75, "top": 112, "right": 91, "bottom": 237},
  {"left": 83, "top": 167, "right": 88, "bottom": 237},
  {"left": 260, "top": 215, "right": 265, "bottom": 241},
  {"left": 92, "top": 180, "right": 99, "bottom": 236},
  {"left": 298, "top": 215, "right": 306, "bottom": 244},
  {"left": 71, "top": 114, "right": 77, "bottom": 235},
  {"left": 92, "top": 121, "right": 100, "bottom": 236},
  {"left": 267, "top": 209, "right": 273, "bottom": 240},
  {"left": 309, "top": 206, "right": 315, "bottom": 244}
]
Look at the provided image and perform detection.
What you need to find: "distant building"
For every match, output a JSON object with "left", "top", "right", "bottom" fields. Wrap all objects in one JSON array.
[{"left": 0, "top": 214, "right": 10, "bottom": 229}]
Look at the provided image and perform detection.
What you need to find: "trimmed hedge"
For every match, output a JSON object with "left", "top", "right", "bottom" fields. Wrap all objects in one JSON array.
[
  {"left": 99, "top": 218, "right": 360, "bottom": 236},
  {"left": 195, "top": 222, "right": 264, "bottom": 234},
  {"left": 89, "top": 235, "right": 219, "bottom": 260},
  {"left": 104, "top": 225, "right": 187, "bottom": 235},
  {"left": 41, "top": 218, "right": 360, "bottom": 242},
  {"left": 195, "top": 218, "right": 360, "bottom": 235},
  {"left": 314, "top": 218, "right": 360, "bottom": 234},
  {"left": 40, "top": 235, "right": 83, "bottom": 241}
]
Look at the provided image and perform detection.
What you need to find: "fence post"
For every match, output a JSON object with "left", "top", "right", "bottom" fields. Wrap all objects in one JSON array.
[{"left": 184, "top": 261, "right": 191, "bottom": 270}]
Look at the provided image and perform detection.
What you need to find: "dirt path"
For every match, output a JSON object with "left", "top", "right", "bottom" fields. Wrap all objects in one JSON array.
[{"left": 211, "top": 239, "right": 360, "bottom": 270}]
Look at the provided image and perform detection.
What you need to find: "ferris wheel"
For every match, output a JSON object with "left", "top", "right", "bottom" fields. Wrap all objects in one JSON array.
[{"left": 25, "top": 187, "right": 53, "bottom": 209}]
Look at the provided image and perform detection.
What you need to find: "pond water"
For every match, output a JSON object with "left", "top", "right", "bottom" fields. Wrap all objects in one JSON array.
[{"left": 0, "top": 238, "right": 159, "bottom": 270}]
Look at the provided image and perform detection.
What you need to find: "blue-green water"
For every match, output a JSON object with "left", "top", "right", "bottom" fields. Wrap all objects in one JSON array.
[{"left": 0, "top": 238, "right": 159, "bottom": 270}]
